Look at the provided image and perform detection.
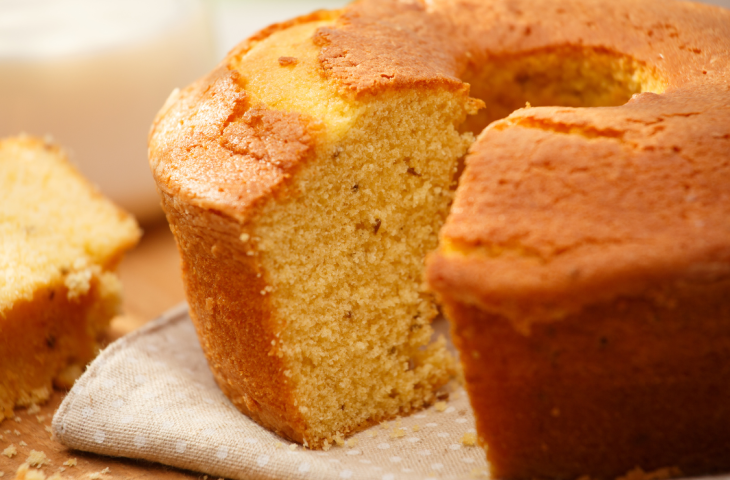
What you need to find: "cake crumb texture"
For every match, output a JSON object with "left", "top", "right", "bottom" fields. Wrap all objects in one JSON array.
[{"left": 0, "top": 136, "right": 140, "bottom": 421}]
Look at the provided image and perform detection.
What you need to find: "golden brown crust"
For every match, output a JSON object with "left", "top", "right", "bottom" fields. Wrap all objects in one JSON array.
[
  {"left": 0, "top": 274, "right": 119, "bottom": 420},
  {"left": 314, "top": 0, "right": 729, "bottom": 94},
  {"left": 149, "top": 68, "right": 319, "bottom": 224},
  {"left": 429, "top": 92, "right": 730, "bottom": 331},
  {"left": 158, "top": 190, "right": 308, "bottom": 443},
  {"left": 421, "top": 0, "right": 730, "bottom": 328},
  {"left": 446, "top": 277, "right": 730, "bottom": 479}
]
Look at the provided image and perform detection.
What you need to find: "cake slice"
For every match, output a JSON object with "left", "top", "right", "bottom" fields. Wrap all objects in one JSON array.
[
  {"left": 0, "top": 136, "right": 141, "bottom": 421},
  {"left": 148, "top": 12, "right": 480, "bottom": 447}
]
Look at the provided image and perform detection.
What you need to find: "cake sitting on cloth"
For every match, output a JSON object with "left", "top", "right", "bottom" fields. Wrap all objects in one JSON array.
[{"left": 52, "top": 305, "right": 488, "bottom": 480}]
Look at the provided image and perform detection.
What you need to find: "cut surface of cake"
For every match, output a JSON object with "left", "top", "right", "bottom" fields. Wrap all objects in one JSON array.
[{"left": 0, "top": 136, "right": 141, "bottom": 421}]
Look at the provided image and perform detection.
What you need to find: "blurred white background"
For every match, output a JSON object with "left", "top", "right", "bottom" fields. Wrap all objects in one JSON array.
[{"left": 0, "top": 0, "right": 726, "bottom": 224}]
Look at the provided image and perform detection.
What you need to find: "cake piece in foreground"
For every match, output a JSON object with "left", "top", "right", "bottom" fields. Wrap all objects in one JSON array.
[{"left": 0, "top": 136, "right": 141, "bottom": 421}]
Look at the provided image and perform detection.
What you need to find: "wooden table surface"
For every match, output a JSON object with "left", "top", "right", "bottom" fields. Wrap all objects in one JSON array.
[{"left": 1, "top": 221, "right": 206, "bottom": 480}]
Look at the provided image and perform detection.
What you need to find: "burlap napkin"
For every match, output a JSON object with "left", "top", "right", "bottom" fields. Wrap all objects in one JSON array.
[{"left": 52, "top": 304, "right": 488, "bottom": 480}]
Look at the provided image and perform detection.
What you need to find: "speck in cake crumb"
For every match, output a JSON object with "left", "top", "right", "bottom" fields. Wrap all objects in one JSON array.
[
  {"left": 288, "top": 444, "right": 297, "bottom": 451},
  {"left": 27, "top": 405, "right": 40, "bottom": 415},
  {"left": 35, "top": 415, "right": 45, "bottom": 423},
  {"left": 346, "top": 439, "right": 357, "bottom": 447},
  {"left": 322, "top": 440, "right": 331, "bottom": 451},
  {"left": 14, "top": 430, "right": 20, "bottom": 436},
  {"left": 239, "top": 233, "right": 250, "bottom": 242},
  {"left": 278, "top": 56, "right": 298, "bottom": 66},
  {"left": 333, "top": 434, "right": 345, "bottom": 446},
  {"left": 44, "top": 426, "right": 52, "bottom": 434},
  {"left": 275, "top": 442, "right": 283, "bottom": 449},
  {"left": 434, "top": 401, "right": 447, "bottom": 412},
  {"left": 26, "top": 450, "right": 50, "bottom": 467},
  {"left": 63, "top": 458, "right": 77, "bottom": 467},
  {"left": 13, "top": 416, "right": 21, "bottom": 423},
  {"left": 19, "top": 441, "right": 27, "bottom": 446},
  {"left": 2, "top": 445, "right": 17, "bottom": 458},
  {"left": 461, "top": 432, "right": 477, "bottom": 446}
]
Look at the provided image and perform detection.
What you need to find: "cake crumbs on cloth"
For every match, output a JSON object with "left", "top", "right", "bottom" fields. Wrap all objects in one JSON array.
[
  {"left": 434, "top": 401, "right": 447, "bottom": 412},
  {"left": 390, "top": 428, "right": 406, "bottom": 439},
  {"left": 461, "top": 432, "right": 477, "bottom": 446},
  {"left": 63, "top": 458, "right": 77, "bottom": 467}
]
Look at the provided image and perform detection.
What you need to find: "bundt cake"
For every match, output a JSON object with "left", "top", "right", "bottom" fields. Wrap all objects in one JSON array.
[
  {"left": 0, "top": 136, "right": 140, "bottom": 421},
  {"left": 149, "top": 0, "right": 730, "bottom": 475}
]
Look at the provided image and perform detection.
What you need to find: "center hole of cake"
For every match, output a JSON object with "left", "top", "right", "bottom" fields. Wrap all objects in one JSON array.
[{"left": 459, "top": 47, "right": 667, "bottom": 134}]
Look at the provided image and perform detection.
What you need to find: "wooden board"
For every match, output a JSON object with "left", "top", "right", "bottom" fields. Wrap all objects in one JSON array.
[{"left": 1, "top": 222, "right": 203, "bottom": 479}]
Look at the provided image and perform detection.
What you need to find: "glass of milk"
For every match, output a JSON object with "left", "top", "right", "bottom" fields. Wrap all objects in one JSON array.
[{"left": 0, "top": 0, "right": 215, "bottom": 224}]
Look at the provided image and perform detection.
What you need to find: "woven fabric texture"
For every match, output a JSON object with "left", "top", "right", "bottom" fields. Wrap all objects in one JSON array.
[{"left": 52, "top": 305, "right": 488, "bottom": 480}]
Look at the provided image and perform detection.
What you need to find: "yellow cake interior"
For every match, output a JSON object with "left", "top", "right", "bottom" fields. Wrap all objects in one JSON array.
[{"left": 0, "top": 136, "right": 140, "bottom": 419}]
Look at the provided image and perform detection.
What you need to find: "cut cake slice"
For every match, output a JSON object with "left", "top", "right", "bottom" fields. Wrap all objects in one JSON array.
[{"left": 0, "top": 136, "right": 141, "bottom": 420}]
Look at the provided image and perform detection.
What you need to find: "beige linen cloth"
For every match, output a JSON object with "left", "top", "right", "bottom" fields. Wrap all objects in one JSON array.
[{"left": 53, "top": 304, "right": 488, "bottom": 480}]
